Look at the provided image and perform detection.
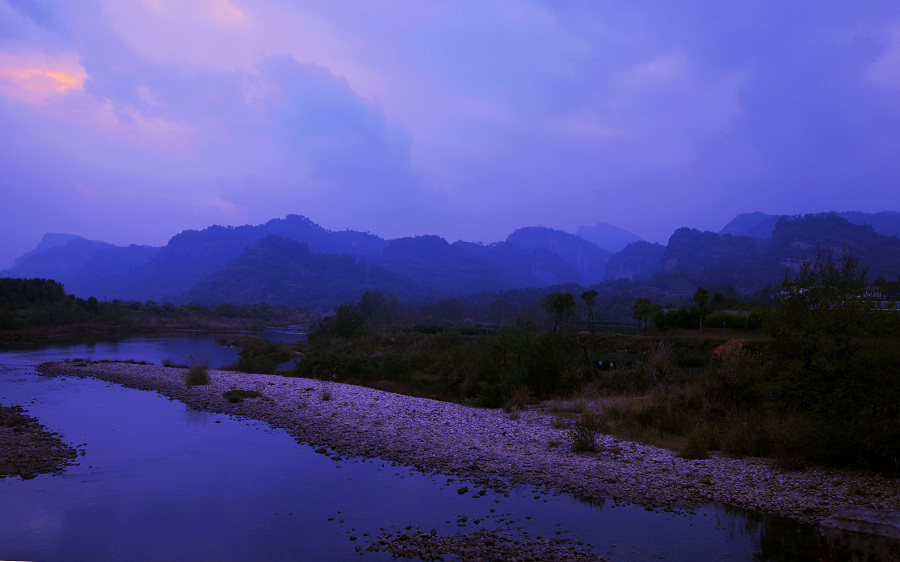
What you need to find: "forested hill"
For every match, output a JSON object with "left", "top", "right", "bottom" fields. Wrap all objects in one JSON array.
[
  {"left": 177, "top": 235, "right": 419, "bottom": 309},
  {"left": 606, "top": 214, "right": 900, "bottom": 300}
]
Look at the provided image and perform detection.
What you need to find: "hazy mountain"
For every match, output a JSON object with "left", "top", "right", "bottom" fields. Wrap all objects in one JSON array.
[
  {"left": 98, "top": 215, "right": 387, "bottom": 301},
  {"left": 768, "top": 213, "right": 900, "bottom": 280},
  {"left": 14, "top": 233, "right": 84, "bottom": 264},
  {"left": 605, "top": 241, "right": 665, "bottom": 281},
  {"left": 651, "top": 214, "right": 900, "bottom": 296},
  {"left": 11, "top": 211, "right": 900, "bottom": 308},
  {"left": 65, "top": 245, "right": 161, "bottom": 298},
  {"left": 454, "top": 240, "right": 587, "bottom": 288},
  {"left": 10, "top": 236, "right": 115, "bottom": 282},
  {"left": 719, "top": 212, "right": 781, "bottom": 239},
  {"left": 178, "top": 235, "right": 415, "bottom": 308},
  {"left": 720, "top": 211, "right": 900, "bottom": 240},
  {"left": 577, "top": 222, "right": 643, "bottom": 253},
  {"left": 662, "top": 229, "right": 761, "bottom": 274},
  {"left": 371, "top": 235, "right": 517, "bottom": 294},
  {"left": 506, "top": 227, "right": 610, "bottom": 284},
  {"left": 839, "top": 211, "right": 900, "bottom": 239}
]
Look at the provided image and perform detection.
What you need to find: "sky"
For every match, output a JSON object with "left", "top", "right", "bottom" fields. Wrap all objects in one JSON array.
[{"left": 2, "top": 1, "right": 900, "bottom": 268}]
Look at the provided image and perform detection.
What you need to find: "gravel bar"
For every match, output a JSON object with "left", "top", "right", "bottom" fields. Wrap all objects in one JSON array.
[
  {"left": 1, "top": 403, "right": 81, "bottom": 479},
  {"left": 38, "top": 361, "right": 900, "bottom": 526}
]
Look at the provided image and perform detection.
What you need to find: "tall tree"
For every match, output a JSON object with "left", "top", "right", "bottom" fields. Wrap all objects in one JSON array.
[
  {"left": 542, "top": 292, "right": 576, "bottom": 332},
  {"left": 631, "top": 297, "right": 656, "bottom": 332},
  {"left": 580, "top": 289, "right": 599, "bottom": 334},
  {"left": 693, "top": 286, "right": 709, "bottom": 332},
  {"left": 768, "top": 247, "right": 900, "bottom": 468}
]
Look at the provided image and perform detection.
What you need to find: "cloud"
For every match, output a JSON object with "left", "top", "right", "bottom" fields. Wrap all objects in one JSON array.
[
  {"left": 3, "top": 0, "right": 900, "bottom": 268},
  {"left": 0, "top": 50, "right": 86, "bottom": 102}
]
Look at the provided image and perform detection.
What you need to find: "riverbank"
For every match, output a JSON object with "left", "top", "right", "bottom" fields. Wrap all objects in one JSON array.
[
  {"left": 38, "top": 361, "right": 900, "bottom": 526},
  {"left": 0, "top": 404, "right": 81, "bottom": 479}
]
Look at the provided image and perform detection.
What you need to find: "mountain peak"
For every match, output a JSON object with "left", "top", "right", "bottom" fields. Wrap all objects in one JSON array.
[{"left": 576, "top": 222, "right": 642, "bottom": 253}]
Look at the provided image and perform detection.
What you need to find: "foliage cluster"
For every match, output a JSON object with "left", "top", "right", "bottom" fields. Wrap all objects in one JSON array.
[
  {"left": 602, "top": 249, "right": 900, "bottom": 471},
  {"left": 632, "top": 288, "right": 767, "bottom": 333},
  {"left": 185, "top": 355, "right": 210, "bottom": 386},
  {"left": 295, "top": 314, "right": 596, "bottom": 406},
  {"left": 296, "top": 247, "right": 900, "bottom": 472},
  {"left": 765, "top": 250, "right": 900, "bottom": 469},
  {"left": 0, "top": 277, "right": 310, "bottom": 336},
  {"left": 222, "top": 389, "right": 261, "bottom": 403}
]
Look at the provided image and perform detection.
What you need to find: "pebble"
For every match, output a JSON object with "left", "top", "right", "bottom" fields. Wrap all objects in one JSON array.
[{"left": 36, "top": 361, "right": 900, "bottom": 527}]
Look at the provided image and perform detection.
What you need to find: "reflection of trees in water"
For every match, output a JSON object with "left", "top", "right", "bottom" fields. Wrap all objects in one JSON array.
[
  {"left": 574, "top": 495, "right": 607, "bottom": 508},
  {"left": 571, "top": 495, "right": 820, "bottom": 559},
  {"left": 714, "top": 504, "right": 820, "bottom": 562}
]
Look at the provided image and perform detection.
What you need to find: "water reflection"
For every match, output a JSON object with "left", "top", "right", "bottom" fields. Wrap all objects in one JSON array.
[
  {"left": 0, "top": 334, "right": 819, "bottom": 561},
  {"left": 717, "top": 505, "right": 821, "bottom": 562}
]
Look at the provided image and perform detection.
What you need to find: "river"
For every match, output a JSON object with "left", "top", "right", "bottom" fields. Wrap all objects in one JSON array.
[{"left": 0, "top": 333, "right": 819, "bottom": 561}]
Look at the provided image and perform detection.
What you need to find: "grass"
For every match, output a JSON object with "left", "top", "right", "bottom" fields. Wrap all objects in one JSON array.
[
  {"left": 320, "top": 385, "right": 333, "bottom": 401},
  {"left": 66, "top": 358, "right": 151, "bottom": 366},
  {"left": 185, "top": 354, "right": 210, "bottom": 386},
  {"left": 162, "top": 358, "right": 188, "bottom": 368},
  {"left": 569, "top": 410, "right": 603, "bottom": 453},
  {"left": 222, "top": 389, "right": 262, "bottom": 403}
]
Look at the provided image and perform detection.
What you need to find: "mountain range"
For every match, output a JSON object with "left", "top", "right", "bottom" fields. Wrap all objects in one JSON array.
[{"left": 6, "top": 211, "right": 900, "bottom": 310}]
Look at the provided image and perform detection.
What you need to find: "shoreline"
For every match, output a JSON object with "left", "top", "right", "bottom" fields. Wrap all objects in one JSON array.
[
  {"left": 37, "top": 361, "right": 900, "bottom": 526},
  {"left": 1, "top": 404, "right": 81, "bottom": 479}
]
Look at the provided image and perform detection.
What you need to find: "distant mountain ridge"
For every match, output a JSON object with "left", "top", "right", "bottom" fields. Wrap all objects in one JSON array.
[
  {"left": 8, "top": 210, "right": 900, "bottom": 309},
  {"left": 178, "top": 235, "right": 416, "bottom": 309},
  {"left": 719, "top": 211, "right": 900, "bottom": 239},
  {"left": 577, "top": 222, "right": 643, "bottom": 253}
]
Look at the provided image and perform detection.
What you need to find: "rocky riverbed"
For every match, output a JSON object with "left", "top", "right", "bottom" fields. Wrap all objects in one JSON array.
[
  {"left": 1, "top": 403, "right": 81, "bottom": 479},
  {"left": 36, "top": 360, "right": 900, "bottom": 531}
]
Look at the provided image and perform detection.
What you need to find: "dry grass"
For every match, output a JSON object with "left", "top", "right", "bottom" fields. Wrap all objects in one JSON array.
[{"left": 185, "top": 355, "right": 210, "bottom": 386}]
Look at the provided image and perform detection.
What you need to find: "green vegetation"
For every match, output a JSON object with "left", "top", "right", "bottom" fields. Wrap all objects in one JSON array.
[
  {"left": 8, "top": 241, "right": 899, "bottom": 472},
  {"left": 217, "top": 334, "right": 304, "bottom": 374},
  {"left": 569, "top": 410, "right": 603, "bottom": 453},
  {"left": 0, "top": 277, "right": 311, "bottom": 339},
  {"left": 222, "top": 389, "right": 261, "bottom": 403},
  {"left": 597, "top": 249, "right": 900, "bottom": 471},
  {"left": 293, "top": 248, "right": 899, "bottom": 472},
  {"left": 185, "top": 355, "right": 210, "bottom": 386}
]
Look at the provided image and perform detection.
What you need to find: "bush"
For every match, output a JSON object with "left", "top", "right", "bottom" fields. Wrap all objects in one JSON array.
[
  {"left": 185, "top": 355, "right": 210, "bottom": 386},
  {"left": 679, "top": 425, "right": 711, "bottom": 460},
  {"left": 223, "top": 389, "right": 261, "bottom": 403},
  {"left": 569, "top": 410, "right": 603, "bottom": 452},
  {"left": 766, "top": 248, "right": 900, "bottom": 470}
]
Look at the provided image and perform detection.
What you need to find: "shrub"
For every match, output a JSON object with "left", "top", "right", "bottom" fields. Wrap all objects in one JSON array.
[
  {"left": 237, "top": 353, "right": 280, "bottom": 375},
  {"left": 222, "top": 389, "right": 261, "bottom": 403},
  {"left": 767, "top": 248, "right": 900, "bottom": 470},
  {"left": 185, "top": 355, "right": 210, "bottom": 386},
  {"left": 679, "top": 424, "right": 712, "bottom": 460},
  {"left": 569, "top": 410, "right": 603, "bottom": 452}
]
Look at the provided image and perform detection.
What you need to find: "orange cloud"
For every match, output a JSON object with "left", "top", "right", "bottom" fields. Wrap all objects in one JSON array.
[{"left": 0, "top": 51, "right": 87, "bottom": 104}]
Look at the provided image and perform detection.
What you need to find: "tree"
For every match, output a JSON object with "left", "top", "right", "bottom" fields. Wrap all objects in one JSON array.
[
  {"left": 631, "top": 297, "right": 656, "bottom": 332},
  {"left": 541, "top": 292, "right": 576, "bottom": 332},
  {"left": 693, "top": 286, "right": 709, "bottom": 331},
  {"left": 489, "top": 298, "right": 514, "bottom": 328},
  {"left": 768, "top": 247, "right": 900, "bottom": 468},
  {"left": 312, "top": 300, "right": 365, "bottom": 340},
  {"left": 580, "top": 290, "right": 598, "bottom": 334}
]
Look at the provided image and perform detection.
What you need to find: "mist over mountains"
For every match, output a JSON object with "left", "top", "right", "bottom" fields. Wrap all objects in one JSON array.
[{"left": 6, "top": 211, "right": 900, "bottom": 310}]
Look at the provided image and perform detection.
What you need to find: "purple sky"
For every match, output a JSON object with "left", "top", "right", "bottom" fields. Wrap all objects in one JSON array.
[{"left": 2, "top": 1, "right": 900, "bottom": 268}]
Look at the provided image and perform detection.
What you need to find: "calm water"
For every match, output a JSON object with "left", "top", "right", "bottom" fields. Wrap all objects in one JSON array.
[{"left": 0, "top": 334, "right": 820, "bottom": 561}]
